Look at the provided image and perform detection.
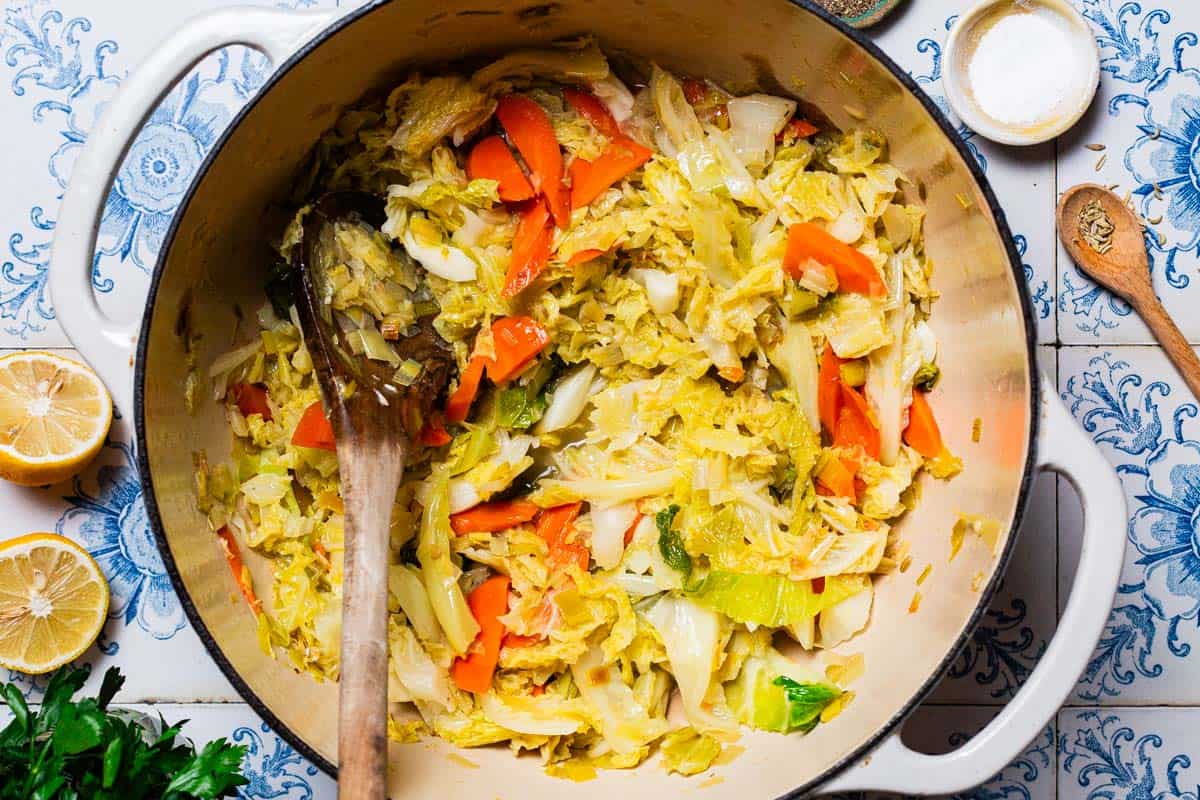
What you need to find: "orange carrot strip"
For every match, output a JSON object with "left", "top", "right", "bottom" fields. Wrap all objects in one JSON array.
[
  {"left": 486, "top": 316, "right": 550, "bottom": 383},
  {"left": 217, "top": 526, "right": 261, "bottom": 614},
  {"left": 496, "top": 95, "right": 570, "bottom": 228},
  {"left": 904, "top": 389, "right": 946, "bottom": 459},
  {"left": 503, "top": 200, "right": 554, "bottom": 297},
  {"left": 815, "top": 457, "right": 857, "bottom": 502},
  {"left": 536, "top": 502, "right": 588, "bottom": 573},
  {"left": 623, "top": 513, "right": 643, "bottom": 546},
  {"left": 450, "top": 499, "right": 541, "bottom": 535},
  {"left": 835, "top": 384, "right": 881, "bottom": 460},
  {"left": 451, "top": 575, "right": 511, "bottom": 694},
  {"left": 418, "top": 412, "right": 452, "bottom": 446},
  {"left": 784, "top": 222, "right": 885, "bottom": 296},
  {"left": 231, "top": 382, "right": 272, "bottom": 421},
  {"left": 291, "top": 401, "right": 336, "bottom": 451},
  {"left": 467, "top": 134, "right": 535, "bottom": 202},
  {"left": 776, "top": 118, "right": 819, "bottom": 142},
  {"left": 569, "top": 136, "right": 653, "bottom": 209},
  {"left": 566, "top": 248, "right": 606, "bottom": 266},
  {"left": 818, "top": 343, "right": 843, "bottom": 437},
  {"left": 563, "top": 87, "right": 621, "bottom": 138},
  {"left": 445, "top": 356, "right": 486, "bottom": 424}
]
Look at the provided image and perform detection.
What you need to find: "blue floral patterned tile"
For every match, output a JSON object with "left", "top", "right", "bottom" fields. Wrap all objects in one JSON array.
[
  {"left": 874, "top": 2, "right": 1057, "bottom": 343},
  {"left": 928, "top": 346, "right": 1058, "bottom": 704},
  {"left": 0, "top": 0, "right": 364, "bottom": 350},
  {"left": 1058, "top": 708, "right": 1200, "bottom": 800},
  {"left": 1059, "top": 345, "right": 1200, "bottom": 703},
  {"left": 1057, "top": 0, "right": 1200, "bottom": 344}
]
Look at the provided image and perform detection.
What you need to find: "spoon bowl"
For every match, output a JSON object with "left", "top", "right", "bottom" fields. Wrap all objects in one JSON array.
[
  {"left": 1057, "top": 183, "right": 1200, "bottom": 399},
  {"left": 291, "top": 192, "right": 454, "bottom": 797}
]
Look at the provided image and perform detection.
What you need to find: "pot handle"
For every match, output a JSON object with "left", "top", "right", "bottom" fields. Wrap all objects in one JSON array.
[
  {"left": 819, "top": 378, "right": 1126, "bottom": 795},
  {"left": 49, "top": 7, "right": 335, "bottom": 415}
]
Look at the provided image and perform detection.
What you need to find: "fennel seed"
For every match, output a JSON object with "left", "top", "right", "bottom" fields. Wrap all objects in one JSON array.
[
  {"left": 1077, "top": 198, "right": 1115, "bottom": 255},
  {"left": 1095, "top": 153, "right": 1107, "bottom": 171}
]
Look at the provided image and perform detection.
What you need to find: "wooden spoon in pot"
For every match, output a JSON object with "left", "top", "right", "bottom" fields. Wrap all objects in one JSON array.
[
  {"left": 291, "top": 193, "right": 455, "bottom": 797},
  {"left": 1057, "top": 183, "right": 1200, "bottom": 399}
]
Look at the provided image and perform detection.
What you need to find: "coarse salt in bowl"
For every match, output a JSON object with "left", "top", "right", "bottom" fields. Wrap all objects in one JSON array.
[{"left": 943, "top": 0, "right": 1100, "bottom": 146}]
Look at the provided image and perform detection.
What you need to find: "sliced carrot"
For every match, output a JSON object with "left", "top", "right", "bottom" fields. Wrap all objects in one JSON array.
[
  {"left": 217, "top": 526, "right": 261, "bottom": 614},
  {"left": 445, "top": 356, "right": 486, "bottom": 424},
  {"left": 536, "top": 502, "right": 589, "bottom": 573},
  {"left": 450, "top": 499, "right": 540, "bottom": 535},
  {"left": 784, "top": 222, "right": 885, "bottom": 296},
  {"left": 904, "top": 389, "right": 945, "bottom": 459},
  {"left": 504, "top": 200, "right": 554, "bottom": 297},
  {"left": 452, "top": 575, "right": 511, "bottom": 694},
  {"left": 496, "top": 95, "right": 570, "bottom": 228},
  {"left": 563, "top": 87, "right": 621, "bottom": 138},
  {"left": 487, "top": 316, "right": 550, "bottom": 382},
  {"left": 818, "top": 344, "right": 843, "bottom": 437},
  {"left": 312, "top": 541, "right": 330, "bottom": 569},
  {"left": 467, "top": 134, "right": 535, "bottom": 202},
  {"left": 776, "top": 118, "right": 819, "bottom": 142},
  {"left": 566, "top": 248, "right": 607, "bottom": 266},
  {"left": 623, "top": 513, "right": 643, "bottom": 546},
  {"left": 569, "top": 136, "right": 653, "bottom": 209},
  {"left": 418, "top": 412, "right": 452, "bottom": 447},
  {"left": 231, "top": 382, "right": 272, "bottom": 421},
  {"left": 291, "top": 401, "right": 336, "bottom": 451},
  {"left": 815, "top": 457, "right": 857, "bottom": 502},
  {"left": 835, "top": 384, "right": 880, "bottom": 460}
]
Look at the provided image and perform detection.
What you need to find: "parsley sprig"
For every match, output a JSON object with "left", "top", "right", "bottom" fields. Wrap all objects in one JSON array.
[{"left": 0, "top": 666, "right": 248, "bottom": 799}]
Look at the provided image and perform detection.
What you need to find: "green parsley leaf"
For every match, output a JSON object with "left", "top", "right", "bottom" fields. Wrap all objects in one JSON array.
[
  {"left": 772, "top": 677, "right": 842, "bottom": 733},
  {"left": 656, "top": 504, "right": 692, "bottom": 577}
]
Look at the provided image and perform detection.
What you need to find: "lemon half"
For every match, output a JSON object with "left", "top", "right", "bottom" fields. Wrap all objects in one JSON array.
[
  {"left": 0, "top": 533, "right": 110, "bottom": 674},
  {"left": 0, "top": 351, "right": 112, "bottom": 486}
]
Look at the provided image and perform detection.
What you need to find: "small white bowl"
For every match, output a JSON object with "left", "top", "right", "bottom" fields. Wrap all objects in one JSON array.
[{"left": 943, "top": 0, "right": 1100, "bottom": 146}]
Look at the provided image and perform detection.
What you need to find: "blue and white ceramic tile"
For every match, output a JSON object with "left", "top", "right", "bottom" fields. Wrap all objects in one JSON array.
[
  {"left": 6, "top": 0, "right": 1200, "bottom": 797},
  {"left": 875, "top": 3, "right": 1058, "bottom": 344},
  {"left": 1057, "top": 0, "right": 1200, "bottom": 344},
  {"left": 1058, "top": 708, "right": 1200, "bottom": 800},
  {"left": 1059, "top": 345, "right": 1200, "bottom": 704}
]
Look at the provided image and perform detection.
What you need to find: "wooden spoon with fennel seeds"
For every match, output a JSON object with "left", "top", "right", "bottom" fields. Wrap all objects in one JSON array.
[
  {"left": 290, "top": 192, "right": 455, "bottom": 797},
  {"left": 1057, "top": 183, "right": 1200, "bottom": 399}
]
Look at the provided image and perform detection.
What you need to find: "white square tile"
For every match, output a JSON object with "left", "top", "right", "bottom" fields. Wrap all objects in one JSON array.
[{"left": 1059, "top": 345, "right": 1200, "bottom": 703}]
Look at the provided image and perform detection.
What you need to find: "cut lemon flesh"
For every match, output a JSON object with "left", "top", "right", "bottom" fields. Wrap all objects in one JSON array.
[
  {"left": 0, "top": 533, "right": 109, "bottom": 674},
  {"left": 0, "top": 351, "right": 112, "bottom": 486}
]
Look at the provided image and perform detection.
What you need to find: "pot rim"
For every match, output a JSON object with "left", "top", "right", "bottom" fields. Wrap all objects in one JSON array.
[{"left": 134, "top": 0, "right": 1041, "bottom": 792}]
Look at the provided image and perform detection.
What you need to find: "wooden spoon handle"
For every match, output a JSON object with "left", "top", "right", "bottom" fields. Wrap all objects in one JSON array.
[
  {"left": 337, "top": 439, "right": 406, "bottom": 799},
  {"left": 1133, "top": 293, "right": 1200, "bottom": 402}
]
